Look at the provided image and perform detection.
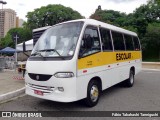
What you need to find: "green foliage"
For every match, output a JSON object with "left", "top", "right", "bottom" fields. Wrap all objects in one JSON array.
[
  {"left": 123, "top": 1, "right": 160, "bottom": 44},
  {"left": 141, "top": 23, "right": 160, "bottom": 60},
  {"left": 130, "top": 5, "right": 148, "bottom": 37},
  {"left": 1, "top": 3, "right": 160, "bottom": 61},
  {"left": 0, "top": 28, "right": 32, "bottom": 48},
  {"left": 0, "top": 34, "right": 12, "bottom": 48},
  {"left": 25, "top": 4, "right": 84, "bottom": 30},
  {"left": 90, "top": 10, "right": 127, "bottom": 27},
  {"left": 90, "top": 3, "right": 160, "bottom": 61},
  {"left": 1, "top": 4, "right": 83, "bottom": 49},
  {"left": 123, "top": 26, "right": 137, "bottom": 33}
]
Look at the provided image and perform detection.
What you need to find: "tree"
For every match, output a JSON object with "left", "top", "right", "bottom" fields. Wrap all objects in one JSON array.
[
  {"left": 133, "top": 0, "right": 160, "bottom": 24},
  {"left": 0, "top": 34, "right": 13, "bottom": 48},
  {"left": 0, "top": 28, "right": 32, "bottom": 48},
  {"left": 141, "top": 23, "right": 160, "bottom": 60},
  {"left": 90, "top": 9, "right": 127, "bottom": 27},
  {"left": 129, "top": 5, "right": 149, "bottom": 38},
  {"left": 90, "top": 5, "right": 160, "bottom": 61},
  {"left": 148, "top": 0, "right": 160, "bottom": 5},
  {"left": 25, "top": 4, "right": 84, "bottom": 30}
]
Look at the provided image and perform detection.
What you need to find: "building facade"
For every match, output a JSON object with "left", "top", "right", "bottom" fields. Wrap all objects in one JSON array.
[
  {"left": 18, "top": 19, "right": 24, "bottom": 27},
  {"left": 0, "top": 9, "right": 16, "bottom": 38},
  {"left": 16, "top": 17, "right": 24, "bottom": 28},
  {"left": 16, "top": 17, "right": 19, "bottom": 28}
]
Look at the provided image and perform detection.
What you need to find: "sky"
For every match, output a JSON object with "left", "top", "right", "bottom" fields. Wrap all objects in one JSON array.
[{"left": 2, "top": 0, "right": 148, "bottom": 21}]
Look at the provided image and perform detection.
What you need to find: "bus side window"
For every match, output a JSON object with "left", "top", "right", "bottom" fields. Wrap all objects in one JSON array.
[
  {"left": 100, "top": 28, "right": 113, "bottom": 51},
  {"left": 124, "top": 34, "right": 134, "bottom": 51},
  {"left": 79, "top": 26, "right": 101, "bottom": 58},
  {"left": 133, "top": 37, "right": 140, "bottom": 51},
  {"left": 112, "top": 31, "right": 125, "bottom": 51}
]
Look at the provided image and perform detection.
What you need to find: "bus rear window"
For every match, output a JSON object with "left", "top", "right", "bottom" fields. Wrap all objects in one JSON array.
[
  {"left": 124, "top": 34, "right": 134, "bottom": 51},
  {"left": 133, "top": 37, "right": 140, "bottom": 51}
]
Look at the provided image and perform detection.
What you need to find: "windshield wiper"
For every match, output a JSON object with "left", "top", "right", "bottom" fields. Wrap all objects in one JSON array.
[
  {"left": 39, "top": 49, "right": 65, "bottom": 60},
  {"left": 31, "top": 51, "right": 44, "bottom": 58}
]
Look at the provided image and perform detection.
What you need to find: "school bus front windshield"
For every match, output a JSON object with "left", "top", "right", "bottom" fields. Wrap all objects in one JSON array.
[{"left": 31, "top": 21, "right": 84, "bottom": 59}]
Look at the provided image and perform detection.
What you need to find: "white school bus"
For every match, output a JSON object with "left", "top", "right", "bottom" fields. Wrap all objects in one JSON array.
[{"left": 25, "top": 19, "right": 142, "bottom": 107}]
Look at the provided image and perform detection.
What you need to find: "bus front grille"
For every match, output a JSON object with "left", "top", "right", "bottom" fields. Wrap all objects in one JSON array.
[
  {"left": 27, "top": 83, "right": 55, "bottom": 93},
  {"left": 28, "top": 73, "right": 52, "bottom": 81}
]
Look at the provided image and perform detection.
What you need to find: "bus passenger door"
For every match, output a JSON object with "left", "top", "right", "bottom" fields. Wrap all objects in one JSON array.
[{"left": 77, "top": 25, "right": 102, "bottom": 76}]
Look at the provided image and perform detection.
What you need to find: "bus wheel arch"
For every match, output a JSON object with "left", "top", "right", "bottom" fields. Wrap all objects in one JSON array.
[
  {"left": 84, "top": 76, "right": 102, "bottom": 107},
  {"left": 90, "top": 77, "right": 102, "bottom": 91},
  {"left": 123, "top": 66, "right": 135, "bottom": 87},
  {"left": 130, "top": 66, "right": 135, "bottom": 75}
]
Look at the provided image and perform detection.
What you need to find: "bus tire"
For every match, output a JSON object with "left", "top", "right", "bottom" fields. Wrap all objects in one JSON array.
[
  {"left": 84, "top": 80, "right": 100, "bottom": 107},
  {"left": 124, "top": 70, "right": 134, "bottom": 87}
]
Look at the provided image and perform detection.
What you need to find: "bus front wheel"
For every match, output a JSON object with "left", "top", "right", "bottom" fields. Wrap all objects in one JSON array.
[{"left": 84, "top": 80, "right": 100, "bottom": 107}]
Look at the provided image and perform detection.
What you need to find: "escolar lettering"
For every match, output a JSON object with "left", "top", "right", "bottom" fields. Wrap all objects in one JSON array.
[{"left": 116, "top": 53, "right": 131, "bottom": 61}]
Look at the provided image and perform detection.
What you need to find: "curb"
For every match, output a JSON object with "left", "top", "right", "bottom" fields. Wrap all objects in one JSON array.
[
  {"left": 142, "top": 62, "right": 160, "bottom": 64},
  {"left": 142, "top": 62, "right": 160, "bottom": 70},
  {"left": 142, "top": 68, "right": 160, "bottom": 71},
  {"left": 0, "top": 87, "right": 25, "bottom": 103}
]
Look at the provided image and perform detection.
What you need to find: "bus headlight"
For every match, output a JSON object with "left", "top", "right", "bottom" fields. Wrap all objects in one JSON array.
[{"left": 54, "top": 72, "right": 74, "bottom": 78}]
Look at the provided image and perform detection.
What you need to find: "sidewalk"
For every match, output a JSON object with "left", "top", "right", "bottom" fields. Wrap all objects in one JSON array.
[
  {"left": 0, "top": 62, "right": 160, "bottom": 103},
  {"left": 0, "top": 70, "right": 25, "bottom": 103}
]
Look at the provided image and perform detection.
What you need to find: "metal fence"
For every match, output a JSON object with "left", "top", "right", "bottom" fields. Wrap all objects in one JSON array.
[
  {"left": 0, "top": 57, "right": 15, "bottom": 70},
  {"left": 4, "top": 57, "right": 15, "bottom": 69}
]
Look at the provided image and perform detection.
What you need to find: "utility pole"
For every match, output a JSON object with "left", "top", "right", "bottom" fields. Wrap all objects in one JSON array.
[
  {"left": 0, "top": 0, "right": 7, "bottom": 9},
  {"left": 14, "top": 34, "right": 19, "bottom": 63},
  {"left": 12, "top": 32, "right": 19, "bottom": 71}
]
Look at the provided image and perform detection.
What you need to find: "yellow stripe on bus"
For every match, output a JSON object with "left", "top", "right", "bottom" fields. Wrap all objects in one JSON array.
[{"left": 78, "top": 51, "right": 142, "bottom": 70}]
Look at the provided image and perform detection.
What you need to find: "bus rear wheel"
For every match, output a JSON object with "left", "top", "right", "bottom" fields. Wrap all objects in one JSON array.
[
  {"left": 84, "top": 80, "right": 100, "bottom": 107},
  {"left": 124, "top": 70, "right": 134, "bottom": 87}
]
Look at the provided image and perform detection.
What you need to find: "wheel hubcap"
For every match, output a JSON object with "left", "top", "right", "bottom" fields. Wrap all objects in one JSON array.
[{"left": 90, "top": 85, "right": 99, "bottom": 102}]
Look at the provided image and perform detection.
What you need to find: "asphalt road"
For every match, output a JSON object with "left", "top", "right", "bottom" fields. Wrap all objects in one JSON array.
[{"left": 0, "top": 70, "right": 160, "bottom": 120}]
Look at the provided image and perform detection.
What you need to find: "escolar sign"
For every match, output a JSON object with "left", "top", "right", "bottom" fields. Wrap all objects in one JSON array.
[{"left": 116, "top": 53, "right": 131, "bottom": 61}]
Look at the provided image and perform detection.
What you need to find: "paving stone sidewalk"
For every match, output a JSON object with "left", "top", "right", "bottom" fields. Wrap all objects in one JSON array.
[{"left": 0, "top": 70, "right": 24, "bottom": 96}]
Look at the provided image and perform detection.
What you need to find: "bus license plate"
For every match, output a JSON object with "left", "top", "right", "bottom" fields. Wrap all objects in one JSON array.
[{"left": 34, "top": 90, "right": 43, "bottom": 96}]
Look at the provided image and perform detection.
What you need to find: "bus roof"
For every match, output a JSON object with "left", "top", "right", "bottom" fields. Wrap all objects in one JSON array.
[
  {"left": 33, "top": 26, "right": 51, "bottom": 32},
  {"left": 58, "top": 19, "right": 137, "bottom": 37}
]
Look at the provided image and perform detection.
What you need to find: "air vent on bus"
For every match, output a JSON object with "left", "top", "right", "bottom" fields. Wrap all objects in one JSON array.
[{"left": 28, "top": 73, "right": 52, "bottom": 81}]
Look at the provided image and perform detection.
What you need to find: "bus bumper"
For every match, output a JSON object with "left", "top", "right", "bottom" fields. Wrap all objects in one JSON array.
[{"left": 25, "top": 74, "right": 78, "bottom": 102}]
